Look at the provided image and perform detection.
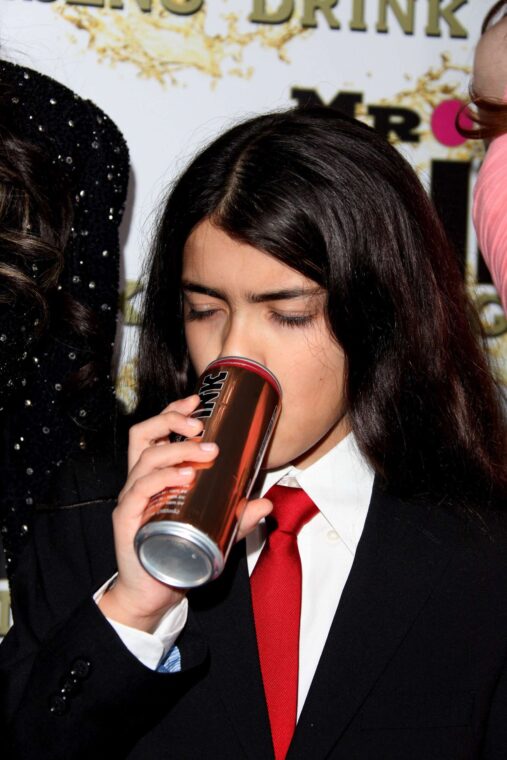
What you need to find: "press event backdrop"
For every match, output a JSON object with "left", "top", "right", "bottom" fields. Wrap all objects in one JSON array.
[
  {"left": 0, "top": 0, "right": 504, "bottom": 399},
  {"left": 0, "top": 0, "right": 504, "bottom": 631}
]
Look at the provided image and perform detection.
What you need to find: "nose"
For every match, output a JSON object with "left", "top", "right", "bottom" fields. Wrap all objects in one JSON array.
[{"left": 218, "top": 313, "right": 265, "bottom": 365}]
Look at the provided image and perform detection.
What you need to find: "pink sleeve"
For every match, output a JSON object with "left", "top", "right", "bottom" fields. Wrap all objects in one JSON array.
[{"left": 473, "top": 132, "right": 507, "bottom": 312}]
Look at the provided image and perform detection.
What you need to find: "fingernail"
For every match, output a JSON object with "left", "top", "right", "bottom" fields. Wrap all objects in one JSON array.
[
  {"left": 187, "top": 417, "right": 200, "bottom": 428},
  {"left": 199, "top": 442, "right": 217, "bottom": 451},
  {"left": 179, "top": 466, "right": 194, "bottom": 476}
]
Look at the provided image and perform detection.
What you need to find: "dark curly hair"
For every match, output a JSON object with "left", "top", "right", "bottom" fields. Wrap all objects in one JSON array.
[
  {"left": 0, "top": 83, "right": 108, "bottom": 394},
  {"left": 0, "top": 98, "right": 71, "bottom": 325}
]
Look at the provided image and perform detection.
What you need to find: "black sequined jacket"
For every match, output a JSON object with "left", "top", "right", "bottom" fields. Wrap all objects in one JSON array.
[{"left": 0, "top": 60, "right": 129, "bottom": 575}]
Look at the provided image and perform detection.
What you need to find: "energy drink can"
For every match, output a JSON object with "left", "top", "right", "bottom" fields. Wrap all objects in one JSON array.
[{"left": 135, "top": 357, "right": 282, "bottom": 588}]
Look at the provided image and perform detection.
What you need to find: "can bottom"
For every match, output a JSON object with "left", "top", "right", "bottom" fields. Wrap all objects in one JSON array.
[{"left": 135, "top": 522, "right": 224, "bottom": 588}]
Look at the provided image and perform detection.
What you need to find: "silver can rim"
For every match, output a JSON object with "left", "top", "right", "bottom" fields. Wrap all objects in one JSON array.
[{"left": 135, "top": 521, "right": 224, "bottom": 588}]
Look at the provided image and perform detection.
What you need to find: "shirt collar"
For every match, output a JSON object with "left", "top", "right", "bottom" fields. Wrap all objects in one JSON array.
[{"left": 257, "top": 433, "right": 374, "bottom": 554}]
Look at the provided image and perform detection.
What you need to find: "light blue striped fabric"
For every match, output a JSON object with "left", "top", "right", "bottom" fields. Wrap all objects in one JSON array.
[{"left": 157, "top": 645, "right": 182, "bottom": 674}]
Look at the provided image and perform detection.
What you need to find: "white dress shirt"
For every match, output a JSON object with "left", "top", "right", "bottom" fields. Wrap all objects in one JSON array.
[{"left": 97, "top": 433, "right": 374, "bottom": 717}]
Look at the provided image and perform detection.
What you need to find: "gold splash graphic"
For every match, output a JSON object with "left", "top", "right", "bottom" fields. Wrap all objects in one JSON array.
[
  {"left": 368, "top": 53, "right": 483, "bottom": 161},
  {"left": 387, "top": 53, "right": 468, "bottom": 111},
  {"left": 116, "top": 357, "right": 138, "bottom": 412},
  {"left": 119, "top": 279, "right": 144, "bottom": 327},
  {"left": 55, "top": 2, "right": 307, "bottom": 83},
  {"left": 473, "top": 293, "right": 507, "bottom": 385}
]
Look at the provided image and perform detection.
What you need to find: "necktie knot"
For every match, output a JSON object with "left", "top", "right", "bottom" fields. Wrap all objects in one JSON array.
[{"left": 265, "top": 484, "right": 318, "bottom": 536}]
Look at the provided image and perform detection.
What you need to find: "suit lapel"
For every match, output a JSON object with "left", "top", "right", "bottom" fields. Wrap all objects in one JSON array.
[
  {"left": 288, "top": 484, "right": 452, "bottom": 759},
  {"left": 190, "top": 542, "right": 274, "bottom": 760}
]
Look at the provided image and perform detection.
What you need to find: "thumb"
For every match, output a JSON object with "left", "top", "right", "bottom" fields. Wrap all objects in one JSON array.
[{"left": 237, "top": 497, "right": 273, "bottom": 541}]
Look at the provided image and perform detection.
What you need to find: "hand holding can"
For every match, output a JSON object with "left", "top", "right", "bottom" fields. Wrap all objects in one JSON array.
[{"left": 135, "top": 357, "right": 282, "bottom": 588}]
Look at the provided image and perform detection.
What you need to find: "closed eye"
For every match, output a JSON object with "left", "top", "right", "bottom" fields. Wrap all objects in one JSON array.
[
  {"left": 185, "top": 307, "right": 315, "bottom": 328},
  {"left": 185, "top": 308, "right": 218, "bottom": 321},
  {"left": 270, "top": 312, "right": 315, "bottom": 328}
]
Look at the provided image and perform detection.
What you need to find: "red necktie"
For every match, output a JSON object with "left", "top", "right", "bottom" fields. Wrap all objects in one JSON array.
[{"left": 250, "top": 485, "right": 319, "bottom": 760}]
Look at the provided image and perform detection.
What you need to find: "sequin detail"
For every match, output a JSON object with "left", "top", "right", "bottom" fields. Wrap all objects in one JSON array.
[{"left": 0, "top": 60, "right": 129, "bottom": 575}]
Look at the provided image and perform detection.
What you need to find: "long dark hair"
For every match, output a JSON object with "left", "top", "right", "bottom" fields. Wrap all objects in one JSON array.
[
  {"left": 137, "top": 107, "right": 506, "bottom": 511},
  {"left": 0, "top": 100, "right": 72, "bottom": 326},
  {"left": 0, "top": 83, "right": 107, "bottom": 393},
  {"left": 458, "top": 1, "right": 507, "bottom": 140}
]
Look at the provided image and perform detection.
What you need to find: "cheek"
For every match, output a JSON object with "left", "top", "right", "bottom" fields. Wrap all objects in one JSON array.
[
  {"left": 282, "top": 364, "right": 343, "bottom": 429},
  {"left": 268, "top": 346, "right": 346, "bottom": 454},
  {"left": 278, "top": 332, "right": 345, "bottom": 409}
]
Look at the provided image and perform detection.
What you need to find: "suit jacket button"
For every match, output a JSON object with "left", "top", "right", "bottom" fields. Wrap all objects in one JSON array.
[
  {"left": 49, "top": 694, "right": 69, "bottom": 716},
  {"left": 70, "top": 658, "right": 92, "bottom": 679}
]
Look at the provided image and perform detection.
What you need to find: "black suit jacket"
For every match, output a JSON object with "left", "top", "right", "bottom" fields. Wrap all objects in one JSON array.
[{"left": 1, "top": 453, "right": 507, "bottom": 759}]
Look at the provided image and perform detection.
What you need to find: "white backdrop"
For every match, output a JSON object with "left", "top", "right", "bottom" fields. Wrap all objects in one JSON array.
[{"left": 0, "top": 0, "right": 504, "bottom": 406}]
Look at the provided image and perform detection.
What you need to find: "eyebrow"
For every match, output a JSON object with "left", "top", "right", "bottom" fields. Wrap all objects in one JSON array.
[{"left": 181, "top": 281, "right": 322, "bottom": 303}]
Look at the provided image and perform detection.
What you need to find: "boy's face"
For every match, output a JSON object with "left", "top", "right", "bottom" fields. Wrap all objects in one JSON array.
[{"left": 182, "top": 219, "right": 349, "bottom": 470}]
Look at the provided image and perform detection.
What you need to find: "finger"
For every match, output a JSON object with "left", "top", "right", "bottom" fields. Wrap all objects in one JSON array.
[
  {"left": 149, "top": 411, "right": 204, "bottom": 443},
  {"left": 128, "top": 399, "right": 203, "bottom": 470},
  {"left": 160, "top": 394, "right": 201, "bottom": 416},
  {"left": 124, "top": 441, "right": 219, "bottom": 494},
  {"left": 237, "top": 498, "right": 273, "bottom": 541},
  {"left": 117, "top": 465, "right": 198, "bottom": 523},
  {"left": 129, "top": 396, "right": 201, "bottom": 444}
]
